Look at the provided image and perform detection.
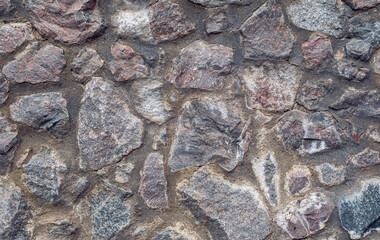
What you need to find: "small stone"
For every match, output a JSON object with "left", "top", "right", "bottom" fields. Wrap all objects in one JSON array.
[
  {"left": 152, "top": 127, "right": 167, "bottom": 150},
  {"left": 0, "top": 114, "right": 19, "bottom": 176},
  {"left": 0, "top": 0, "right": 12, "bottom": 14},
  {"left": 23, "top": 147, "right": 67, "bottom": 203},
  {"left": 155, "top": 223, "right": 201, "bottom": 240},
  {"left": 239, "top": 62, "right": 301, "bottom": 112},
  {"left": 285, "top": 165, "right": 311, "bottom": 196},
  {"left": 74, "top": 177, "right": 88, "bottom": 197},
  {"left": 115, "top": 162, "right": 134, "bottom": 184},
  {"left": 276, "top": 192, "right": 335, "bottom": 239},
  {"left": 110, "top": 42, "right": 149, "bottom": 82},
  {"left": 78, "top": 77, "right": 144, "bottom": 170},
  {"left": 252, "top": 152, "right": 280, "bottom": 207},
  {"left": 2, "top": 42, "right": 66, "bottom": 84},
  {"left": 239, "top": 0, "right": 294, "bottom": 60},
  {"left": 302, "top": 33, "right": 333, "bottom": 69},
  {"left": 315, "top": 163, "right": 346, "bottom": 186},
  {"left": 336, "top": 59, "right": 369, "bottom": 81},
  {"left": 25, "top": 0, "right": 105, "bottom": 44},
  {"left": 178, "top": 166, "right": 271, "bottom": 240},
  {"left": 254, "top": 110, "right": 272, "bottom": 126},
  {"left": 0, "top": 23, "right": 34, "bottom": 54},
  {"left": 168, "top": 98, "right": 251, "bottom": 172},
  {"left": 139, "top": 152, "right": 168, "bottom": 208},
  {"left": 10, "top": 92, "right": 69, "bottom": 137},
  {"left": 0, "top": 73, "right": 9, "bottom": 105},
  {"left": 338, "top": 178, "right": 380, "bottom": 239},
  {"left": 48, "top": 220, "right": 78, "bottom": 239},
  {"left": 346, "top": 39, "right": 373, "bottom": 61},
  {"left": 287, "top": 0, "right": 348, "bottom": 38},
  {"left": 367, "top": 125, "right": 380, "bottom": 142},
  {"left": 71, "top": 47, "right": 103, "bottom": 82},
  {"left": 205, "top": 11, "right": 228, "bottom": 34},
  {"left": 131, "top": 79, "right": 171, "bottom": 124},
  {"left": 296, "top": 78, "right": 333, "bottom": 110},
  {"left": 189, "top": 0, "right": 253, "bottom": 7},
  {"left": 372, "top": 50, "right": 380, "bottom": 74},
  {"left": 350, "top": 148, "right": 380, "bottom": 168},
  {"left": 168, "top": 40, "right": 233, "bottom": 90},
  {"left": 16, "top": 148, "right": 31, "bottom": 168},
  {"left": 344, "top": 0, "right": 380, "bottom": 9}
]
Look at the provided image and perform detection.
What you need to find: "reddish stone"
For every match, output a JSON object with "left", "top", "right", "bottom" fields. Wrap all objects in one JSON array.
[
  {"left": 302, "top": 33, "right": 332, "bottom": 69},
  {"left": 71, "top": 47, "right": 103, "bottom": 82},
  {"left": 0, "top": 23, "right": 34, "bottom": 54},
  {"left": 285, "top": 165, "right": 311, "bottom": 196},
  {"left": 0, "top": 0, "right": 11, "bottom": 14},
  {"left": 350, "top": 148, "right": 380, "bottom": 168},
  {"left": 344, "top": 0, "right": 380, "bottom": 9}
]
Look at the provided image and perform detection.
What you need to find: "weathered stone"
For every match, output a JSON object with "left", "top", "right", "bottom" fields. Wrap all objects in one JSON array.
[
  {"left": 252, "top": 152, "right": 280, "bottom": 207},
  {"left": 367, "top": 125, "right": 380, "bottom": 142},
  {"left": 115, "top": 162, "right": 134, "bottom": 184},
  {"left": 10, "top": 92, "right": 69, "bottom": 137},
  {"left": 315, "top": 163, "right": 346, "bottom": 186},
  {"left": 296, "top": 78, "right": 333, "bottom": 110},
  {"left": 338, "top": 178, "right": 380, "bottom": 239},
  {"left": 302, "top": 33, "right": 333, "bottom": 69},
  {"left": 139, "top": 152, "right": 168, "bottom": 208},
  {"left": 0, "top": 114, "right": 19, "bottom": 176},
  {"left": 285, "top": 165, "right": 311, "bottom": 196},
  {"left": 48, "top": 220, "right": 78, "bottom": 240},
  {"left": 0, "top": 73, "right": 9, "bottom": 105},
  {"left": 0, "top": 23, "right": 34, "bottom": 55},
  {"left": 276, "top": 192, "right": 335, "bottom": 239},
  {"left": 78, "top": 77, "right": 144, "bottom": 170},
  {"left": 168, "top": 40, "right": 233, "bottom": 90},
  {"left": 71, "top": 47, "right": 103, "bottom": 82},
  {"left": 0, "top": 0, "right": 12, "bottom": 14},
  {"left": 254, "top": 110, "right": 272, "bottom": 126},
  {"left": 239, "top": 0, "right": 294, "bottom": 60},
  {"left": 189, "top": 0, "right": 252, "bottom": 7},
  {"left": 350, "top": 148, "right": 380, "bottom": 168},
  {"left": 277, "top": 110, "right": 342, "bottom": 154},
  {"left": 205, "top": 11, "right": 228, "bottom": 34},
  {"left": 168, "top": 98, "right": 250, "bottom": 172},
  {"left": 336, "top": 59, "right": 369, "bottom": 81},
  {"left": 372, "top": 50, "right": 380, "bottom": 74},
  {"left": 239, "top": 62, "right": 301, "bottom": 112},
  {"left": 131, "top": 79, "right": 171, "bottom": 124},
  {"left": 2, "top": 42, "right": 66, "bottom": 84},
  {"left": 0, "top": 179, "right": 30, "bottom": 239},
  {"left": 178, "top": 166, "right": 271, "bottom": 240},
  {"left": 287, "top": 0, "right": 348, "bottom": 38},
  {"left": 110, "top": 42, "right": 149, "bottom": 82},
  {"left": 344, "top": 0, "right": 380, "bottom": 10},
  {"left": 152, "top": 127, "right": 167, "bottom": 150},
  {"left": 25, "top": 0, "right": 105, "bottom": 44},
  {"left": 155, "top": 223, "right": 201, "bottom": 240}
]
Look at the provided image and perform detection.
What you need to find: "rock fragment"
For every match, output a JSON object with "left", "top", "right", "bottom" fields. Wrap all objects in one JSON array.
[
  {"left": 350, "top": 148, "right": 380, "bottom": 168},
  {"left": 0, "top": 23, "right": 34, "bottom": 55},
  {"left": 115, "top": 162, "right": 134, "bottom": 184},
  {"left": 344, "top": 0, "right": 380, "bottom": 10},
  {"left": 0, "top": 0, "right": 12, "bottom": 14},
  {"left": 78, "top": 77, "right": 143, "bottom": 170},
  {"left": 336, "top": 59, "right": 369, "bottom": 81},
  {"left": 48, "top": 220, "right": 78, "bottom": 240},
  {"left": 2, "top": 42, "right": 66, "bottom": 84},
  {"left": 285, "top": 165, "right": 311, "bottom": 196},
  {"left": 71, "top": 47, "right": 103, "bottom": 82},
  {"left": 372, "top": 50, "right": 380, "bottom": 74},
  {"left": 0, "top": 114, "right": 19, "bottom": 176},
  {"left": 302, "top": 33, "right": 333, "bottom": 69},
  {"left": 296, "top": 78, "right": 332, "bottom": 110},
  {"left": 189, "top": 0, "right": 252, "bottom": 7},
  {"left": 178, "top": 166, "right": 271, "bottom": 240},
  {"left": 367, "top": 125, "right": 380, "bottom": 142},
  {"left": 155, "top": 223, "right": 201, "bottom": 240},
  {"left": 205, "top": 11, "right": 228, "bottom": 34},
  {"left": 315, "top": 163, "right": 346, "bottom": 186},
  {"left": 0, "top": 73, "right": 9, "bottom": 105}
]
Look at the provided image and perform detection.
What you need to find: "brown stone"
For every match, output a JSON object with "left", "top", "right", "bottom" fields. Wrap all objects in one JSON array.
[
  {"left": 71, "top": 47, "right": 103, "bottom": 82},
  {"left": 0, "top": 23, "right": 34, "bottom": 55},
  {"left": 285, "top": 165, "right": 311, "bottom": 196},
  {"left": 0, "top": 0, "right": 12, "bottom": 14},
  {"left": 344, "top": 0, "right": 380, "bottom": 9},
  {"left": 302, "top": 33, "right": 332, "bottom": 69},
  {"left": 350, "top": 148, "right": 380, "bottom": 168}
]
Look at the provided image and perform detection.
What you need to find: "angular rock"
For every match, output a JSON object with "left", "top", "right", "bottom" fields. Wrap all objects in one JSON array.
[
  {"left": 372, "top": 50, "right": 380, "bottom": 74},
  {"left": 139, "top": 152, "right": 168, "bottom": 208},
  {"left": 277, "top": 110, "right": 342, "bottom": 154},
  {"left": 110, "top": 42, "right": 149, "bottom": 82},
  {"left": 239, "top": 0, "right": 294, "bottom": 60},
  {"left": 189, "top": 0, "right": 252, "bottom": 7},
  {"left": 10, "top": 92, "right": 69, "bottom": 137},
  {"left": 302, "top": 33, "right": 333, "bottom": 69},
  {"left": 168, "top": 40, "right": 233, "bottom": 90},
  {"left": 339, "top": 178, "right": 380, "bottom": 239},
  {"left": 336, "top": 59, "right": 369, "bottom": 81},
  {"left": 78, "top": 77, "right": 144, "bottom": 170},
  {"left": 168, "top": 98, "right": 250, "bottom": 172},
  {"left": 254, "top": 110, "right": 272, "bottom": 126},
  {"left": 252, "top": 152, "right": 280, "bottom": 207},
  {"left": 131, "top": 79, "right": 171, "bottom": 124},
  {"left": 115, "top": 162, "right": 134, "bottom": 184},
  {"left": 71, "top": 47, "right": 103, "bottom": 82},
  {"left": 367, "top": 125, "right": 380, "bottom": 142},
  {"left": 48, "top": 220, "right": 78, "bottom": 240},
  {"left": 178, "top": 166, "right": 271, "bottom": 240},
  {"left": 296, "top": 78, "right": 333, "bottom": 110},
  {"left": 2, "top": 42, "right": 66, "bottom": 84},
  {"left": 350, "top": 148, "right": 380, "bottom": 168},
  {"left": 152, "top": 127, "right": 167, "bottom": 150},
  {"left": 0, "top": 114, "right": 19, "bottom": 176},
  {"left": 276, "top": 192, "right": 335, "bottom": 239},
  {"left": 285, "top": 165, "right": 311, "bottom": 196},
  {"left": 0, "top": 73, "right": 9, "bottom": 105},
  {"left": 155, "top": 223, "right": 201, "bottom": 240},
  {"left": 239, "top": 62, "right": 301, "bottom": 112},
  {"left": 344, "top": 0, "right": 380, "bottom": 10},
  {"left": 25, "top": 0, "right": 105, "bottom": 44},
  {"left": 0, "top": 23, "right": 34, "bottom": 55},
  {"left": 287, "top": 0, "right": 348, "bottom": 38},
  {"left": 0, "top": 0, "right": 12, "bottom": 14},
  {"left": 315, "top": 163, "right": 346, "bottom": 186},
  {"left": 205, "top": 11, "right": 228, "bottom": 34}
]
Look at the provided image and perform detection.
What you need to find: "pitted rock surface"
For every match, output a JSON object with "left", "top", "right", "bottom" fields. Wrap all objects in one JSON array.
[
  {"left": 0, "top": 23, "right": 34, "bottom": 55},
  {"left": 0, "top": 113, "right": 19, "bottom": 176}
]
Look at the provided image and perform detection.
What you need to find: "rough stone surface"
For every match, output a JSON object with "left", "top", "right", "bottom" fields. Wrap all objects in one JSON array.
[
  {"left": 350, "top": 148, "right": 380, "bottom": 168},
  {"left": 239, "top": 0, "right": 294, "bottom": 60},
  {"left": 0, "top": 0, "right": 11, "bottom": 14},
  {"left": 2, "top": 42, "right": 66, "bottom": 84},
  {"left": 168, "top": 98, "right": 250, "bottom": 172},
  {"left": 336, "top": 59, "right": 369, "bottom": 81},
  {"left": 10, "top": 92, "right": 69, "bottom": 137},
  {"left": 0, "top": 73, "right": 9, "bottom": 105},
  {"left": 315, "top": 163, "right": 346, "bottom": 186},
  {"left": 178, "top": 166, "right": 271, "bottom": 240},
  {"left": 344, "top": 0, "right": 380, "bottom": 9},
  {"left": 285, "top": 165, "right": 311, "bottom": 196},
  {"left": 0, "top": 23, "right": 34, "bottom": 55},
  {"left": 338, "top": 178, "right": 380, "bottom": 239},
  {"left": 48, "top": 220, "right": 78, "bottom": 240},
  {"left": 367, "top": 125, "right": 380, "bottom": 142},
  {"left": 78, "top": 77, "right": 144, "bottom": 170},
  {"left": 276, "top": 192, "right": 335, "bottom": 239},
  {"left": 168, "top": 40, "right": 233, "bottom": 90},
  {"left": 372, "top": 50, "right": 380, "bottom": 74},
  {"left": 296, "top": 78, "right": 333, "bottom": 110},
  {"left": 239, "top": 62, "right": 301, "bottom": 112},
  {"left": 71, "top": 47, "right": 103, "bottom": 82},
  {"left": 302, "top": 33, "right": 333, "bottom": 69},
  {"left": 155, "top": 223, "right": 201, "bottom": 240},
  {"left": 189, "top": 0, "right": 252, "bottom": 7},
  {"left": 114, "top": 162, "right": 134, "bottom": 184},
  {"left": 205, "top": 11, "right": 228, "bottom": 34},
  {"left": 0, "top": 114, "right": 19, "bottom": 176}
]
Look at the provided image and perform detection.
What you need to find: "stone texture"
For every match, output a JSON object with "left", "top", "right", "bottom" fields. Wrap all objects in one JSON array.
[
  {"left": 10, "top": 92, "right": 69, "bottom": 137},
  {"left": 205, "top": 11, "right": 228, "bottom": 34},
  {"left": 71, "top": 47, "right": 103, "bottom": 82},
  {"left": 336, "top": 59, "right": 369, "bottom": 81},
  {"left": 350, "top": 148, "right": 380, "bottom": 168},
  {"left": 168, "top": 40, "right": 233, "bottom": 90},
  {"left": 110, "top": 42, "right": 149, "bottom": 82},
  {"left": 372, "top": 50, "right": 380, "bottom": 74},
  {"left": 0, "top": 0, "right": 11, "bottom": 14},
  {"left": 239, "top": 62, "right": 301, "bottom": 112},
  {"left": 178, "top": 166, "right": 271, "bottom": 240},
  {"left": 277, "top": 110, "right": 342, "bottom": 154},
  {"left": 0, "top": 73, "right": 9, "bottom": 105},
  {"left": 239, "top": 0, "right": 294, "bottom": 60},
  {"left": 0, "top": 23, "right": 34, "bottom": 55},
  {"left": 139, "top": 152, "right": 168, "bottom": 208},
  {"left": 48, "top": 220, "right": 78, "bottom": 240},
  {"left": 155, "top": 223, "right": 201, "bottom": 240},
  {"left": 302, "top": 33, "right": 333, "bottom": 69},
  {"left": 285, "top": 165, "right": 311, "bottom": 196},
  {"left": 296, "top": 78, "right": 333, "bottom": 110},
  {"left": 315, "top": 163, "right": 346, "bottom": 186},
  {"left": 168, "top": 98, "right": 250, "bottom": 172},
  {"left": 2, "top": 42, "right": 66, "bottom": 84},
  {"left": 338, "top": 178, "right": 380, "bottom": 239},
  {"left": 276, "top": 192, "right": 335, "bottom": 239},
  {"left": 344, "top": 0, "right": 380, "bottom": 10},
  {"left": 189, "top": 0, "right": 252, "bottom": 7},
  {"left": 114, "top": 162, "right": 134, "bottom": 184},
  {"left": 367, "top": 125, "right": 380, "bottom": 142},
  {"left": 254, "top": 110, "right": 272, "bottom": 125},
  {"left": 78, "top": 77, "right": 144, "bottom": 170},
  {"left": 0, "top": 114, "right": 19, "bottom": 176},
  {"left": 25, "top": 0, "right": 105, "bottom": 44},
  {"left": 287, "top": 0, "right": 348, "bottom": 38}
]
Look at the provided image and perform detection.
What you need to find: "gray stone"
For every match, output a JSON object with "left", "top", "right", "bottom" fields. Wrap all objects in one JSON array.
[
  {"left": 0, "top": 0, "right": 12, "bottom": 14},
  {"left": 372, "top": 50, "right": 380, "bottom": 74},
  {"left": 0, "top": 73, "right": 9, "bottom": 105},
  {"left": 10, "top": 92, "right": 69, "bottom": 138},
  {"left": 336, "top": 59, "right": 369, "bottom": 81},
  {"left": 350, "top": 148, "right": 380, "bottom": 168},
  {"left": 168, "top": 98, "right": 251, "bottom": 172},
  {"left": 367, "top": 125, "right": 380, "bottom": 142},
  {"left": 302, "top": 33, "right": 333, "bottom": 69},
  {"left": 152, "top": 127, "right": 167, "bottom": 150},
  {"left": 315, "top": 163, "right": 346, "bottom": 186},
  {"left": 0, "top": 114, "right": 19, "bottom": 176},
  {"left": 254, "top": 110, "right": 272, "bottom": 126},
  {"left": 155, "top": 223, "right": 201, "bottom": 240},
  {"left": 285, "top": 165, "right": 311, "bottom": 196},
  {"left": 114, "top": 162, "right": 134, "bottom": 184},
  {"left": 205, "top": 11, "right": 228, "bottom": 34},
  {"left": 189, "top": 0, "right": 253, "bottom": 7},
  {"left": 78, "top": 77, "right": 144, "bottom": 170},
  {"left": 344, "top": 0, "right": 380, "bottom": 9},
  {"left": 48, "top": 220, "right": 78, "bottom": 239},
  {"left": 0, "top": 23, "right": 34, "bottom": 55},
  {"left": 296, "top": 78, "right": 333, "bottom": 110},
  {"left": 178, "top": 166, "right": 271, "bottom": 240},
  {"left": 71, "top": 47, "right": 103, "bottom": 82}
]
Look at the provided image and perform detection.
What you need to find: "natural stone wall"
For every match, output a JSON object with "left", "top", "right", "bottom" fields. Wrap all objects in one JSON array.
[{"left": 1, "top": 0, "right": 380, "bottom": 239}]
